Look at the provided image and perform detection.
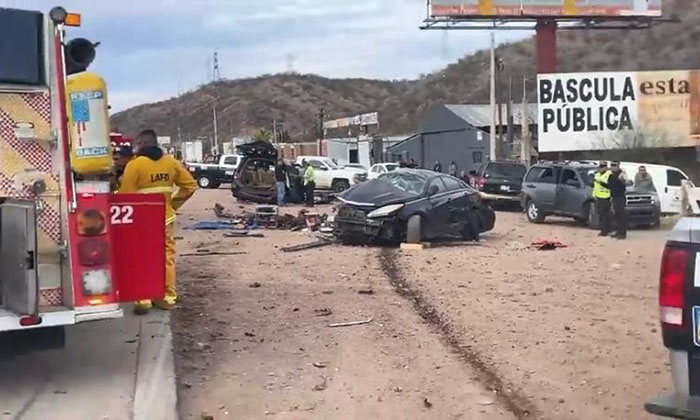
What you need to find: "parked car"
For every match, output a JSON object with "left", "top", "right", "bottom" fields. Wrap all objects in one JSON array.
[
  {"left": 186, "top": 154, "right": 242, "bottom": 189},
  {"left": 521, "top": 162, "right": 661, "bottom": 228},
  {"left": 645, "top": 215, "right": 700, "bottom": 418},
  {"left": 334, "top": 169, "right": 495, "bottom": 244},
  {"left": 294, "top": 156, "right": 367, "bottom": 193},
  {"left": 368, "top": 163, "right": 399, "bottom": 179},
  {"left": 618, "top": 162, "right": 694, "bottom": 215},
  {"left": 473, "top": 161, "right": 527, "bottom": 203},
  {"left": 231, "top": 141, "right": 303, "bottom": 204}
]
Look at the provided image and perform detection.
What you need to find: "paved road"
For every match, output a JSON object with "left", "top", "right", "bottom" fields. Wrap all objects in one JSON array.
[{"left": 0, "top": 309, "right": 177, "bottom": 420}]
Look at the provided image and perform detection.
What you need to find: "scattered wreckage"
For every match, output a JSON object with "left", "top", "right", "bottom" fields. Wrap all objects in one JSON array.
[{"left": 333, "top": 169, "right": 495, "bottom": 244}]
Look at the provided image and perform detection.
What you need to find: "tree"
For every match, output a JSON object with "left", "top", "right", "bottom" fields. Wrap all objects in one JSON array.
[{"left": 252, "top": 128, "right": 272, "bottom": 143}]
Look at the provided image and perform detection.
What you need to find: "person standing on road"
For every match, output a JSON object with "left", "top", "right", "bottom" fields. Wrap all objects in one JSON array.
[
  {"left": 449, "top": 161, "right": 458, "bottom": 177},
  {"left": 119, "top": 129, "right": 198, "bottom": 313},
  {"left": 592, "top": 162, "right": 612, "bottom": 237},
  {"left": 275, "top": 158, "right": 286, "bottom": 206},
  {"left": 608, "top": 161, "right": 628, "bottom": 240},
  {"left": 434, "top": 160, "right": 442, "bottom": 173},
  {"left": 634, "top": 166, "right": 656, "bottom": 192},
  {"left": 303, "top": 160, "right": 316, "bottom": 207}
]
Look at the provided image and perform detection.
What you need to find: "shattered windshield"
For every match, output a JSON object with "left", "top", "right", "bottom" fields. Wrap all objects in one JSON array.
[{"left": 378, "top": 171, "right": 429, "bottom": 196}]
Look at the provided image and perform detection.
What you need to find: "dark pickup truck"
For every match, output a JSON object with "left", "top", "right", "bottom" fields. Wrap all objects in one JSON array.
[{"left": 186, "top": 154, "right": 241, "bottom": 189}]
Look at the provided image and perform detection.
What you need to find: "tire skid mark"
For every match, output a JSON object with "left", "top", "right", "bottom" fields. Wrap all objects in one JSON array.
[{"left": 378, "top": 247, "right": 539, "bottom": 420}]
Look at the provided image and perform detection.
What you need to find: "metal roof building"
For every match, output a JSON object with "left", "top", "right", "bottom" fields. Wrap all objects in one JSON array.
[{"left": 386, "top": 103, "right": 537, "bottom": 174}]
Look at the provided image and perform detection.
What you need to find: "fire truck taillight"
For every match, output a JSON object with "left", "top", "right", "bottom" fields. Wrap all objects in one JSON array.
[
  {"left": 76, "top": 209, "right": 106, "bottom": 236},
  {"left": 81, "top": 270, "right": 111, "bottom": 296},
  {"left": 78, "top": 238, "right": 109, "bottom": 266}
]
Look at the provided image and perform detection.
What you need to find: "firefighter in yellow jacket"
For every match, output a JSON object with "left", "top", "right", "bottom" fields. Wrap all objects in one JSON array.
[{"left": 119, "top": 129, "right": 197, "bottom": 313}]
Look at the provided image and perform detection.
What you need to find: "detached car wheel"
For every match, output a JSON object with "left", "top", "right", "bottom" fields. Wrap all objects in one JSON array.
[
  {"left": 526, "top": 200, "right": 545, "bottom": 224},
  {"left": 197, "top": 175, "right": 213, "bottom": 189},
  {"left": 406, "top": 215, "right": 422, "bottom": 244},
  {"left": 332, "top": 180, "right": 350, "bottom": 193}
]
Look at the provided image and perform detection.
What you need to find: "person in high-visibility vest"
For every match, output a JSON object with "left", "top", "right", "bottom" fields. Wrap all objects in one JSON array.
[
  {"left": 119, "top": 129, "right": 198, "bottom": 313},
  {"left": 592, "top": 161, "right": 612, "bottom": 237}
]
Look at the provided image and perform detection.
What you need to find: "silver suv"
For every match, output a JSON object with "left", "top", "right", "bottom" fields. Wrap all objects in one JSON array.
[{"left": 521, "top": 162, "right": 661, "bottom": 228}]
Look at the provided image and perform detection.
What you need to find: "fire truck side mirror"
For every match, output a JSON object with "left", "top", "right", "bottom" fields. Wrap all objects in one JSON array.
[{"left": 65, "top": 38, "right": 98, "bottom": 75}]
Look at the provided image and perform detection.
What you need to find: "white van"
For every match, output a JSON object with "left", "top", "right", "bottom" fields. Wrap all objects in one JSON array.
[{"left": 619, "top": 162, "right": 694, "bottom": 215}]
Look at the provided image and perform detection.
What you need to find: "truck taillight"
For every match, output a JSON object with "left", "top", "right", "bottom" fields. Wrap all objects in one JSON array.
[
  {"left": 78, "top": 238, "right": 109, "bottom": 266},
  {"left": 659, "top": 247, "right": 689, "bottom": 326},
  {"left": 77, "top": 209, "right": 106, "bottom": 236}
]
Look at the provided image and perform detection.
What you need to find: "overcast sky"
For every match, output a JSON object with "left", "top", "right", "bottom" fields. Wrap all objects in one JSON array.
[{"left": 10, "top": 0, "right": 528, "bottom": 112}]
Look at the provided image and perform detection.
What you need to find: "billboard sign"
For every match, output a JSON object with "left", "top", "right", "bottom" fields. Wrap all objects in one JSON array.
[
  {"left": 537, "top": 70, "right": 700, "bottom": 152},
  {"left": 324, "top": 112, "right": 378, "bottom": 130},
  {"left": 430, "top": 0, "right": 662, "bottom": 18}
]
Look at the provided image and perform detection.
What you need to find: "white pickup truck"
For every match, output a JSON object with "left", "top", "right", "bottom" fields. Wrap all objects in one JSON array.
[{"left": 295, "top": 156, "right": 367, "bottom": 193}]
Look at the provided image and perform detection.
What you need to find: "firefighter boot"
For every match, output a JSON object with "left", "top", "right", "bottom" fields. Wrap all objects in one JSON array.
[
  {"left": 134, "top": 300, "right": 152, "bottom": 315},
  {"left": 154, "top": 225, "right": 177, "bottom": 311}
]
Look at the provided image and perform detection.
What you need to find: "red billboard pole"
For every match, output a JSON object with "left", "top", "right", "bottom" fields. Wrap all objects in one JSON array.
[{"left": 535, "top": 19, "right": 557, "bottom": 74}]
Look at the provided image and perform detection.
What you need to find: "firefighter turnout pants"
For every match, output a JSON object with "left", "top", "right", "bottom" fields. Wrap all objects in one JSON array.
[{"left": 135, "top": 224, "right": 177, "bottom": 311}]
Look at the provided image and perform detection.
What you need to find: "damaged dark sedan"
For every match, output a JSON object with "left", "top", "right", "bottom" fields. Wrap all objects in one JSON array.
[{"left": 334, "top": 169, "right": 495, "bottom": 244}]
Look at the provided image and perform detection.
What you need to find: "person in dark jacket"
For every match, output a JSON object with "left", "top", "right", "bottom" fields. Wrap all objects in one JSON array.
[
  {"left": 433, "top": 160, "right": 442, "bottom": 173},
  {"left": 607, "top": 161, "right": 628, "bottom": 239}
]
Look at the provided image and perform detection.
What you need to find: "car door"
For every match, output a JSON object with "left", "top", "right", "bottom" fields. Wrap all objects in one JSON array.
[
  {"left": 368, "top": 165, "right": 379, "bottom": 179},
  {"left": 309, "top": 159, "right": 331, "bottom": 189},
  {"left": 441, "top": 176, "right": 471, "bottom": 233},
  {"left": 555, "top": 168, "right": 586, "bottom": 215},
  {"left": 524, "top": 166, "right": 560, "bottom": 211},
  {"left": 221, "top": 155, "right": 238, "bottom": 181},
  {"left": 423, "top": 177, "right": 452, "bottom": 238},
  {"left": 664, "top": 169, "right": 689, "bottom": 214}
]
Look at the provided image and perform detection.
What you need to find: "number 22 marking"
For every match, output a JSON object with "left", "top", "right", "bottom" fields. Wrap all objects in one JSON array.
[{"left": 110, "top": 205, "right": 134, "bottom": 225}]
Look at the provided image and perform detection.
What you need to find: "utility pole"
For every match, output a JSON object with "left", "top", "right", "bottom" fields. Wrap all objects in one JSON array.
[
  {"left": 489, "top": 32, "right": 496, "bottom": 162},
  {"left": 521, "top": 76, "right": 531, "bottom": 166},
  {"left": 273, "top": 118, "right": 277, "bottom": 144},
  {"left": 507, "top": 73, "right": 514, "bottom": 154}
]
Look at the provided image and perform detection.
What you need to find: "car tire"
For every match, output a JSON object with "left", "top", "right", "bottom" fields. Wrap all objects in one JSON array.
[
  {"left": 197, "top": 175, "right": 213, "bottom": 189},
  {"left": 332, "top": 179, "right": 350, "bottom": 193},
  {"left": 462, "top": 209, "right": 480, "bottom": 241},
  {"left": 526, "top": 200, "right": 545, "bottom": 224},
  {"left": 576, "top": 202, "right": 591, "bottom": 224},
  {"left": 587, "top": 202, "right": 600, "bottom": 229},
  {"left": 406, "top": 215, "right": 422, "bottom": 244}
]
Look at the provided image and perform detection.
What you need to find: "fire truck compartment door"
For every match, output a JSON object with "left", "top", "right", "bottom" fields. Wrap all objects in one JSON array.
[
  {"left": 0, "top": 200, "right": 38, "bottom": 316},
  {"left": 110, "top": 194, "right": 166, "bottom": 302}
]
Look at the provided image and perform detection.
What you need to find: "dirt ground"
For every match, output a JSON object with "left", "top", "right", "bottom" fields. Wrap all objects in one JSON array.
[{"left": 171, "top": 188, "right": 672, "bottom": 420}]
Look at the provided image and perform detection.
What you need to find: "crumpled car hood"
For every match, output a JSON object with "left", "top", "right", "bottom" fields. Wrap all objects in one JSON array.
[{"left": 339, "top": 179, "right": 419, "bottom": 207}]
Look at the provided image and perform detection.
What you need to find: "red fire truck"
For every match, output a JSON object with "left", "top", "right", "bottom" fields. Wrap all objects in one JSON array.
[{"left": 0, "top": 6, "right": 165, "bottom": 348}]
